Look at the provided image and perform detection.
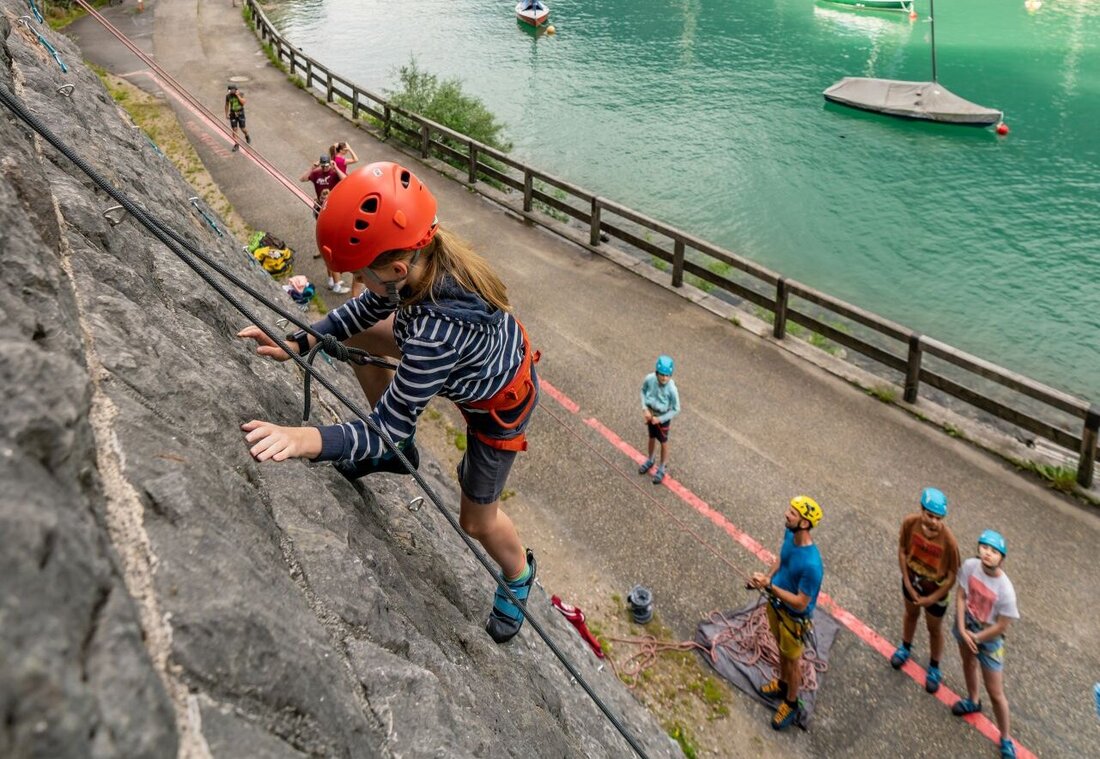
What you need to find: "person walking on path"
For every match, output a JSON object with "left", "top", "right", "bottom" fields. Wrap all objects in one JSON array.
[
  {"left": 748, "top": 496, "right": 825, "bottom": 731},
  {"left": 951, "top": 530, "right": 1020, "bottom": 759},
  {"left": 300, "top": 155, "right": 349, "bottom": 294},
  {"left": 224, "top": 84, "right": 250, "bottom": 151},
  {"left": 329, "top": 141, "right": 360, "bottom": 174},
  {"left": 637, "top": 354, "right": 680, "bottom": 484},
  {"left": 890, "top": 486, "right": 961, "bottom": 694},
  {"left": 238, "top": 161, "right": 542, "bottom": 645}
]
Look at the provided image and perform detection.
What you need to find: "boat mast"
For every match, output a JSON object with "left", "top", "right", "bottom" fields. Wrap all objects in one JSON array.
[{"left": 929, "top": 0, "right": 938, "bottom": 83}]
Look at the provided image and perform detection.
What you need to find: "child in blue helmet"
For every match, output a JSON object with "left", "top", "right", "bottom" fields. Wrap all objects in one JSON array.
[
  {"left": 890, "top": 487, "right": 960, "bottom": 694},
  {"left": 952, "top": 530, "right": 1020, "bottom": 759},
  {"left": 638, "top": 355, "right": 680, "bottom": 484}
]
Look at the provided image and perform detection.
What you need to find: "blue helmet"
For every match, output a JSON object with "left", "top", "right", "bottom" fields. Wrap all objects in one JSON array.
[
  {"left": 919, "top": 487, "right": 948, "bottom": 517},
  {"left": 978, "top": 529, "right": 1007, "bottom": 557},
  {"left": 655, "top": 355, "right": 675, "bottom": 376}
]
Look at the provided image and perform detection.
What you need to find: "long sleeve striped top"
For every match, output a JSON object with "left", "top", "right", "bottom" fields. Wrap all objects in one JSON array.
[{"left": 311, "top": 275, "right": 525, "bottom": 463}]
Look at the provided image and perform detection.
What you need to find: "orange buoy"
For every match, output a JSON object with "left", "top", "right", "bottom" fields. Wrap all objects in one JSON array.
[
  {"left": 908, "top": 9, "right": 918, "bottom": 20},
  {"left": 995, "top": 122, "right": 1010, "bottom": 136}
]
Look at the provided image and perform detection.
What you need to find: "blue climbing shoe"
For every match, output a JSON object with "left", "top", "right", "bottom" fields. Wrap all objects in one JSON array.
[
  {"left": 652, "top": 465, "right": 666, "bottom": 484},
  {"left": 952, "top": 698, "right": 982, "bottom": 717},
  {"left": 999, "top": 737, "right": 1017, "bottom": 759},
  {"left": 889, "top": 644, "right": 910, "bottom": 669},
  {"left": 925, "top": 665, "right": 943, "bottom": 694},
  {"left": 771, "top": 701, "right": 799, "bottom": 731},
  {"left": 486, "top": 549, "right": 537, "bottom": 644},
  {"left": 638, "top": 458, "right": 654, "bottom": 475},
  {"left": 334, "top": 438, "right": 419, "bottom": 481}
]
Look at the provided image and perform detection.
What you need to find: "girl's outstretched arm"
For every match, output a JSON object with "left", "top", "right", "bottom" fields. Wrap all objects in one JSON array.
[{"left": 242, "top": 420, "right": 322, "bottom": 461}]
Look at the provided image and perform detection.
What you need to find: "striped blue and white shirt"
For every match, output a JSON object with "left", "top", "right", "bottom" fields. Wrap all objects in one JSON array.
[{"left": 312, "top": 276, "right": 526, "bottom": 462}]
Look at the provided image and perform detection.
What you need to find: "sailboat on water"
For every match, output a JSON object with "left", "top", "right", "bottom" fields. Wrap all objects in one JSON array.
[{"left": 822, "top": 0, "right": 1004, "bottom": 126}]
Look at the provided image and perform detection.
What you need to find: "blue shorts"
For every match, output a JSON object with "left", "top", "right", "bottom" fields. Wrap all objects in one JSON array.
[{"left": 954, "top": 615, "right": 1005, "bottom": 672}]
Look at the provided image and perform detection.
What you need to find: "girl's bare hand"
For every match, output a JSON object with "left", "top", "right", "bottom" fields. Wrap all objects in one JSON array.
[
  {"left": 241, "top": 420, "right": 322, "bottom": 461},
  {"left": 238, "top": 325, "right": 292, "bottom": 361}
]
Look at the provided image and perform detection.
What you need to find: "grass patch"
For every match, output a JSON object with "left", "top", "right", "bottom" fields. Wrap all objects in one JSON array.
[
  {"left": 867, "top": 385, "right": 897, "bottom": 404},
  {"left": 728, "top": 315, "right": 741, "bottom": 327},
  {"left": 684, "top": 273, "right": 715, "bottom": 294},
  {"left": 1013, "top": 460, "right": 1078, "bottom": 493},
  {"left": 943, "top": 422, "right": 963, "bottom": 438},
  {"left": 651, "top": 257, "right": 671, "bottom": 272},
  {"left": 445, "top": 425, "right": 467, "bottom": 452},
  {"left": 808, "top": 330, "right": 840, "bottom": 355},
  {"left": 667, "top": 722, "right": 699, "bottom": 759},
  {"left": 45, "top": 0, "right": 113, "bottom": 29},
  {"left": 753, "top": 305, "right": 776, "bottom": 325}
]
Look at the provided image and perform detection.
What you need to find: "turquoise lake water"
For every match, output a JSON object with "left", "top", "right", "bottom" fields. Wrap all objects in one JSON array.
[{"left": 269, "top": 0, "right": 1100, "bottom": 399}]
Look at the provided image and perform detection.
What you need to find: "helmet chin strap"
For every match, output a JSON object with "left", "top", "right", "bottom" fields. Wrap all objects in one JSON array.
[{"left": 374, "top": 249, "right": 421, "bottom": 308}]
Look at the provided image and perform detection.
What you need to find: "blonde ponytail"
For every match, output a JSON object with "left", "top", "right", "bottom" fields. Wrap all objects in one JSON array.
[{"left": 377, "top": 228, "right": 511, "bottom": 311}]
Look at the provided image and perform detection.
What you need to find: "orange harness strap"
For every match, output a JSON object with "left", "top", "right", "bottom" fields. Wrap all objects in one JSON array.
[{"left": 458, "top": 320, "right": 540, "bottom": 452}]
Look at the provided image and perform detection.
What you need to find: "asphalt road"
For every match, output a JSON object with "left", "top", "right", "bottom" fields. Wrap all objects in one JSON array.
[{"left": 67, "top": 2, "right": 1100, "bottom": 756}]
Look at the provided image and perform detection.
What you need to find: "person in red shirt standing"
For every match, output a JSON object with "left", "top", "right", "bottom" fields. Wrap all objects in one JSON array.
[
  {"left": 889, "top": 487, "right": 960, "bottom": 694},
  {"left": 300, "top": 155, "right": 349, "bottom": 294}
]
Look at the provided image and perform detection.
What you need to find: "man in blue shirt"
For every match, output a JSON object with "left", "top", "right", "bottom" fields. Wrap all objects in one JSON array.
[{"left": 749, "top": 496, "right": 825, "bottom": 730}]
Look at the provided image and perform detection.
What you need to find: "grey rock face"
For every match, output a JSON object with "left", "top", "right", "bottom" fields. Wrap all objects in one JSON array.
[{"left": 0, "top": 9, "right": 679, "bottom": 758}]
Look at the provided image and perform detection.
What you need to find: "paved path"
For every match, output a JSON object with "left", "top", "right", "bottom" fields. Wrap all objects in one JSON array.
[{"left": 70, "top": 2, "right": 1100, "bottom": 756}]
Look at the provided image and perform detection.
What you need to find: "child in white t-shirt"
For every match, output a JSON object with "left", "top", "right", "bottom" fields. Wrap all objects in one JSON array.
[{"left": 951, "top": 530, "right": 1020, "bottom": 759}]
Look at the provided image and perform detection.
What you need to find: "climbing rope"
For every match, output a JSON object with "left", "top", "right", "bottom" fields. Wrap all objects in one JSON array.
[
  {"left": 18, "top": 16, "right": 68, "bottom": 73},
  {"left": 0, "top": 84, "right": 649, "bottom": 759},
  {"left": 25, "top": 0, "right": 45, "bottom": 24}
]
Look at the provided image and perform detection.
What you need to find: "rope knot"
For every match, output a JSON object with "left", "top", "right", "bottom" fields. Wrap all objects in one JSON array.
[{"left": 317, "top": 333, "right": 350, "bottom": 362}]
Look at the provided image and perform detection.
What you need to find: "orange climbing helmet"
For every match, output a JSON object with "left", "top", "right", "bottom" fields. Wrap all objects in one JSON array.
[{"left": 315, "top": 161, "right": 439, "bottom": 272}]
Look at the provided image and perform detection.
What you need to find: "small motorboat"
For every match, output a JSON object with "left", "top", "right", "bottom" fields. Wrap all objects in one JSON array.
[
  {"left": 821, "top": 0, "right": 914, "bottom": 11},
  {"left": 516, "top": 0, "right": 550, "bottom": 26}
]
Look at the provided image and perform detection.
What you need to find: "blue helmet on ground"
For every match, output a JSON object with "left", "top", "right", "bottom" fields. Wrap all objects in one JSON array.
[
  {"left": 655, "top": 355, "right": 674, "bottom": 376},
  {"left": 978, "top": 529, "right": 1007, "bottom": 557},
  {"left": 919, "top": 487, "right": 948, "bottom": 517}
]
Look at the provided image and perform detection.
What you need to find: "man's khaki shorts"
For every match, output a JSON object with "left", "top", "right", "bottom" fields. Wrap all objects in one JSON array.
[{"left": 766, "top": 602, "right": 806, "bottom": 660}]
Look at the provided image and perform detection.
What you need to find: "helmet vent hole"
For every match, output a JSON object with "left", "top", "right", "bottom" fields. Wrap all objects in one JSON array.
[
  {"left": 354, "top": 219, "right": 369, "bottom": 231},
  {"left": 361, "top": 197, "right": 378, "bottom": 214},
  {"left": 349, "top": 237, "right": 360, "bottom": 245},
  {"left": 400, "top": 170, "right": 411, "bottom": 188}
]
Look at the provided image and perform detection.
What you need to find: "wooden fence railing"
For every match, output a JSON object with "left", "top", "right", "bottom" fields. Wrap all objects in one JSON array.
[{"left": 244, "top": 0, "right": 1099, "bottom": 488}]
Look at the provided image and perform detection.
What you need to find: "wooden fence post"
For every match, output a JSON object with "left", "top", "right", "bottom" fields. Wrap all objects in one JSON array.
[
  {"left": 325, "top": 71, "right": 334, "bottom": 103},
  {"left": 352, "top": 90, "right": 359, "bottom": 120},
  {"left": 420, "top": 124, "right": 430, "bottom": 158},
  {"left": 468, "top": 142, "right": 478, "bottom": 184},
  {"left": 287, "top": 45, "right": 295, "bottom": 76},
  {"left": 305, "top": 59, "right": 313, "bottom": 88},
  {"left": 589, "top": 197, "right": 601, "bottom": 246},
  {"left": 773, "top": 277, "right": 789, "bottom": 339},
  {"left": 523, "top": 171, "right": 533, "bottom": 212},
  {"left": 1077, "top": 405, "right": 1099, "bottom": 488},
  {"left": 904, "top": 333, "right": 923, "bottom": 403},
  {"left": 383, "top": 105, "right": 391, "bottom": 139},
  {"left": 671, "top": 239, "right": 685, "bottom": 288}
]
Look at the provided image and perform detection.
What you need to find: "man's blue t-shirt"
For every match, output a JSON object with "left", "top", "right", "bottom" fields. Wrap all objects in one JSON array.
[{"left": 771, "top": 530, "right": 824, "bottom": 618}]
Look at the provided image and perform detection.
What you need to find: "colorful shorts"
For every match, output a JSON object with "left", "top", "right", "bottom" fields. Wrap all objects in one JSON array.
[{"left": 953, "top": 615, "right": 1005, "bottom": 672}]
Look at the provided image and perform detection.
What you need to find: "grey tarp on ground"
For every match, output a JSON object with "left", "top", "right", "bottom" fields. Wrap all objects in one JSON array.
[
  {"left": 823, "top": 77, "right": 1003, "bottom": 125},
  {"left": 695, "top": 597, "right": 841, "bottom": 729}
]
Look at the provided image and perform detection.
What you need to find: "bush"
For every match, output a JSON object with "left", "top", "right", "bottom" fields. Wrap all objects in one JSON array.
[{"left": 387, "top": 58, "right": 512, "bottom": 153}]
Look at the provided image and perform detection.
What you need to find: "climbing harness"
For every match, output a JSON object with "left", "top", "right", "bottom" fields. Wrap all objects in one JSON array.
[
  {"left": 0, "top": 66, "right": 651, "bottom": 759},
  {"left": 459, "top": 321, "right": 540, "bottom": 452}
]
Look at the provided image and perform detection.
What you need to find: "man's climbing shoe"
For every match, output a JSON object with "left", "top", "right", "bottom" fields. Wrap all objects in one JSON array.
[
  {"left": 638, "top": 458, "right": 654, "bottom": 475},
  {"left": 771, "top": 701, "right": 799, "bottom": 731},
  {"left": 999, "top": 737, "right": 1017, "bottom": 759},
  {"left": 951, "top": 698, "right": 982, "bottom": 717},
  {"left": 925, "top": 665, "right": 943, "bottom": 694},
  {"left": 333, "top": 439, "right": 420, "bottom": 481},
  {"left": 758, "top": 679, "right": 785, "bottom": 700},
  {"left": 652, "top": 465, "right": 666, "bottom": 484},
  {"left": 245, "top": 133, "right": 252, "bottom": 144},
  {"left": 231, "top": 142, "right": 240, "bottom": 152},
  {"left": 889, "top": 644, "right": 911, "bottom": 669},
  {"left": 486, "top": 549, "right": 537, "bottom": 644}
]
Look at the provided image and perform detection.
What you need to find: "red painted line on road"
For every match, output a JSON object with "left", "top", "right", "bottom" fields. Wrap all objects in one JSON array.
[
  {"left": 543, "top": 391, "right": 1034, "bottom": 758},
  {"left": 538, "top": 378, "right": 580, "bottom": 414}
]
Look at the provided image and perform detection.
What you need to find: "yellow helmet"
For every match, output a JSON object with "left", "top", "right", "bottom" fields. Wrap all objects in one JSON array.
[{"left": 790, "top": 496, "right": 822, "bottom": 528}]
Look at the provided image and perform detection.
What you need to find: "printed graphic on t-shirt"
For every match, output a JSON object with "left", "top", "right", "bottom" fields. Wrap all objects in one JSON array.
[
  {"left": 908, "top": 532, "right": 945, "bottom": 577},
  {"left": 967, "top": 574, "right": 997, "bottom": 622}
]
